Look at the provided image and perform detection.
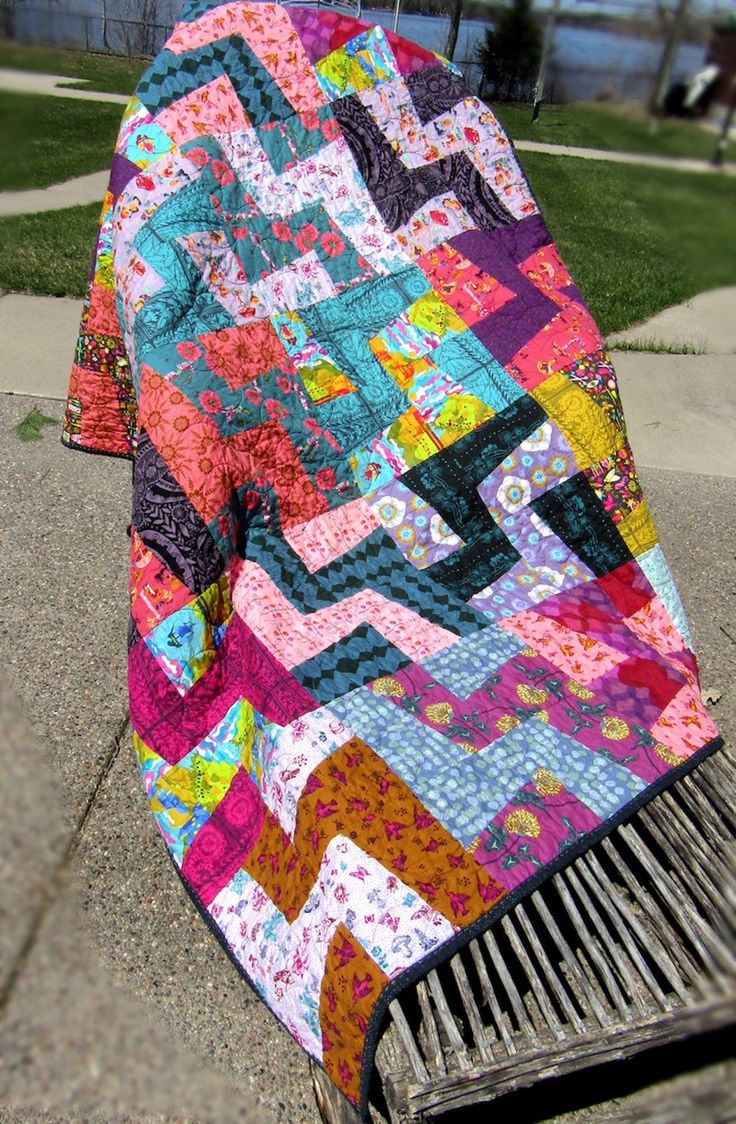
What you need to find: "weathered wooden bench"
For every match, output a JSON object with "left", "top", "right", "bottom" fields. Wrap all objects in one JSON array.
[{"left": 312, "top": 747, "right": 735, "bottom": 1122}]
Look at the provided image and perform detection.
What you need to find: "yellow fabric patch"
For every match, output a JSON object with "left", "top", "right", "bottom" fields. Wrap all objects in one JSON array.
[
  {"left": 368, "top": 340, "right": 434, "bottom": 388},
  {"left": 156, "top": 757, "right": 239, "bottom": 815},
  {"left": 385, "top": 407, "right": 445, "bottom": 466},
  {"left": 617, "top": 500, "right": 658, "bottom": 556},
  {"left": 301, "top": 357, "right": 355, "bottom": 404},
  {"left": 531, "top": 372, "right": 622, "bottom": 469},
  {"left": 408, "top": 290, "right": 466, "bottom": 337},
  {"left": 434, "top": 394, "right": 495, "bottom": 442}
]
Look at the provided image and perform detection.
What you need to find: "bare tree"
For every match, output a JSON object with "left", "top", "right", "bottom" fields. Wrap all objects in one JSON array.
[
  {"left": 117, "top": 0, "right": 163, "bottom": 57},
  {"left": 101, "top": 0, "right": 111, "bottom": 51}
]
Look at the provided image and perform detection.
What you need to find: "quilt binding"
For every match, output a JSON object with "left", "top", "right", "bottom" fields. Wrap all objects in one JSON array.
[{"left": 165, "top": 731, "right": 723, "bottom": 1120}]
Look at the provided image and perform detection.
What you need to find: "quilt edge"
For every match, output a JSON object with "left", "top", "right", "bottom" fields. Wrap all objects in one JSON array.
[
  {"left": 358, "top": 730, "right": 726, "bottom": 1119},
  {"left": 158, "top": 732, "right": 725, "bottom": 1121}
]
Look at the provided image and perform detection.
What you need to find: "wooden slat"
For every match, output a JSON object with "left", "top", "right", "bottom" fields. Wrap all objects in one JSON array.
[
  {"left": 373, "top": 1029, "right": 412, "bottom": 1124},
  {"left": 702, "top": 749, "right": 736, "bottom": 789},
  {"left": 402, "top": 998, "right": 736, "bottom": 1121},
  {"left": 599, "top": 835, "right": 702, "bottom": 985},
  {"left": 388, "top": 999, "right": 430, "bottom": 1084},
  {"left": 616, "top": 822, "right": 720, "bottom": 974},
  {"left": 426, "top": 968, "right": 473, "bottom": 1071},
  {"left": 514, "top": 901, "right": 586, "bottom": 1033},
  {"left": 680, "top": 770, "right": 735, "bottom": 837},
  {"left": 553, "top": 870, "right": 630, "bottom": 1020},
  {"left": 579, "top": 850, "right": 682, "bottom": 1007},
  {"left": 618, "top": 823, "right": 735, "bottom": 977},
  {"left": 657, "top": 795, "right": 735, "bottom": 917},
  {"left": 500, "top": 912, "right": 567, "bottom": 1041},
  {"left": 469, "top": 939, "right": 517, "bottom": 1055},
  {"left": 563, "top": 864, "right": 651, "bottom": 1017},
  {"left": 415, "top": 978, "right": 447, "bottom": 1076},
  {"left": 310, "top": 1061, "right": 361, "bottom": 1124},
  {"left": 659, "top": 788, "right": 731, "bottom": 878},
  {"left": 482, "top": 929, "right": 539, "bottom": 1047},
  {"left": 688, "top": 766, "right": 736, "bottom": 831},
  {"left": 530, "top": 893, "right": 612, "bottom": 1027},
  {"left": 639, "top": 805, "right": 723, "bottom": 916},
  {"left": 449, "top": 955, "right": 496, "bottom": 1063}
]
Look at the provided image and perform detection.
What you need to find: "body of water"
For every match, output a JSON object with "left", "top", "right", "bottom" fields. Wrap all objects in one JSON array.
[
  {"left": 11, "top": 0, "right": 707, "bottom": 103},
  {"left": 365, "top": 10, "right": 706, "bottom": 101}
]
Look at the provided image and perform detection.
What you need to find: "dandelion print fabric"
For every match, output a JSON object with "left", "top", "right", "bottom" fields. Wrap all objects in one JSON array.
[{"left": 64, "top": 3, "right": 722, "bottom": 1114}]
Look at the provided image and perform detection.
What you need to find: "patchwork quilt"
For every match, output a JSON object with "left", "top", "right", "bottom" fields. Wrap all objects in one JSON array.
[{"left": 64, "top": 2, "right": 721, "bottom": 1114}]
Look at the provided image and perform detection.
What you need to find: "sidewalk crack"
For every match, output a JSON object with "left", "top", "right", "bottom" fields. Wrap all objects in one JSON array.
[{"left": 0, "top": 710, "right": 131, "bottom": 1015}]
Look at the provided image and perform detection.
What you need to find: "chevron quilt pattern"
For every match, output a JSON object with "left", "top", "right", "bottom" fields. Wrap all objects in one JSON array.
[{"left": 64, "top": 2, "right": 721, "bottom": 1114}]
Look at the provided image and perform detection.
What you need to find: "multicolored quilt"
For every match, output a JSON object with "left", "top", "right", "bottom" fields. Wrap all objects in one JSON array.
[{"left": 64, "top": 2, "right": 721, "bottom": 1114}]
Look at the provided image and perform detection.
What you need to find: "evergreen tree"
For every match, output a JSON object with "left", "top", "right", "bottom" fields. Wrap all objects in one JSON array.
[{"left": 477, "top": 0, "right": 542, "bottom": 103}]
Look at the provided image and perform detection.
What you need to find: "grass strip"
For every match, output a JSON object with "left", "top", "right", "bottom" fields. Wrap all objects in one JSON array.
[
  {"left": 0, "top": 41, "right": 148, "bottom": 93},
  {"left": 0, "top": 91, "right": 122, "bottom": 190},
  {"left": 0, "top": 202, "right": 100, "bottom": 296},
  {"left": 610, "top": 338, "right": 706, "bottom": 355},
  {"left": 520, "top": 151, "right": 736, "bottom": 336},
  {"left": 497, "top": 101, "right": 734, "bottom": 165}
]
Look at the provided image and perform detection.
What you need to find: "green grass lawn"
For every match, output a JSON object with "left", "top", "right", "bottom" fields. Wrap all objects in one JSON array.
[
  {"left": 0, "top": 202, "right": 100, "bottom": 296},
  {"left": 496, "top": 101, "right": 735, "bottom": 164},
  {"left": 0, "top": 155, "right": 734, "bottom": 337},
  {"left": 521, "top": 151, "right": 736, "bottom": 335},
  {"left": 0, "top": 40, "right": 148, "bottom": 93},
  {"left": 0, "top": 91, "right": 122, "bottom": 190}
]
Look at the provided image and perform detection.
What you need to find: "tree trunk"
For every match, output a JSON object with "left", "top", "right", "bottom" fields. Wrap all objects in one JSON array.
[
  {"left": 101, "top": 0, "right": 111, "bottom": 51},
  {"left": 1, "top": 1, "right": 17, "bottom": 39},
  {"left": 444, "top": 0, "right": 463, "bottom": 62}
]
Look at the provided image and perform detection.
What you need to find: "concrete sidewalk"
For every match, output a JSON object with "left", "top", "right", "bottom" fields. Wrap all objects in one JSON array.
[
  {"left": 3, "top": 287, "right": 734, "bottom": 479},
  {"left": 0, "top": 170, "right": 109, "bottom": 216},
  {"left": 0, "top": 66, "right": 130, "bottom": 104},
  {"left": 513, "top": 136, "right": 736, "bottom": 176}
]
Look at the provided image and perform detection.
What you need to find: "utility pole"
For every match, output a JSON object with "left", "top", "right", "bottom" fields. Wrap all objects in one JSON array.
[
  {"left": 649, "top": 0, "right": 690, "bottom": 129},
  {"left": 532, "top": 0, "right": 561, "bottom": 124}
]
